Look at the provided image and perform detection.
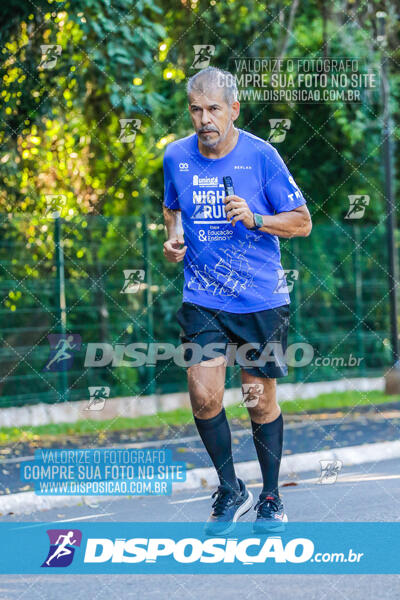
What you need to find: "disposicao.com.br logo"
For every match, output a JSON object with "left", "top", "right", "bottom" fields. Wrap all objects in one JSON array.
[
  {"left": 32, "top": 524, "right": 370, "bottom": 574},
  {"left": 82, "top": 536, "right": 362, "bottom": 565}
]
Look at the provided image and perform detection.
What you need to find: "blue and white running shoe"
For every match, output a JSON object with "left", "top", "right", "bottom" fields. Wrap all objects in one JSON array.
[
  {"left": 204, "top": 478, "right": 253, "bottom": 535},
  {"left": 253, "top": 493, "right": 288, "bottom": 533}
]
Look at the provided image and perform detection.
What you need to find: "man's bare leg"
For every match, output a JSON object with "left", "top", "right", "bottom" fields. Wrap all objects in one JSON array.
[
  {"left": 188, "top": 356, "right": 239, "bottom": 491},
  {"left": 187, "top": 355, "right": 226, "bottom": 419}
]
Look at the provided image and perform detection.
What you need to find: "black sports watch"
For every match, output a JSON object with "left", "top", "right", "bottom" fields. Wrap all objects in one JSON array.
[{"left": 252, "top": 212, "right": 263, "bottom": 229}]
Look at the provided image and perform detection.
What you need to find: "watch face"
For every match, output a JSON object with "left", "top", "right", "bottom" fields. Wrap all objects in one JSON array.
[{"left": 254, "top": 213, "right": 263, "bottom": 228}]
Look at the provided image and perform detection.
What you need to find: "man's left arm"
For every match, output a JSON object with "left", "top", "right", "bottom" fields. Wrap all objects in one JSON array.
[
  {"left": 224, "top": 146, "right": 312, "bottom": 238},
  {"left": 254, "top": 204, "right": 312, "bottom": 238},
  {"left": 224, "top": 198, "right": 312, "bottom": 238}
]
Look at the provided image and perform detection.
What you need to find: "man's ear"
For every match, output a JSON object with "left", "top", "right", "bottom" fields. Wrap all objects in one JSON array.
[{"left": 232, "top": 100, "right": 240, "bottom": 121}]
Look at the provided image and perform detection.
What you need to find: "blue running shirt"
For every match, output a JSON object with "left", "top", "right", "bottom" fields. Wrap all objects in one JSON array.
[{"left": 163, "top": 128, "right": 306, "bottom": 313}]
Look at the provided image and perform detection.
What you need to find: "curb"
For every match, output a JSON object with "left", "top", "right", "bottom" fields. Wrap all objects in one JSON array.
[
  {"left": 1, "top": 439, "right": 399, "bottom": 516},
  {"left": 0, "top": 376, "right": 384, "bottom": 428}
]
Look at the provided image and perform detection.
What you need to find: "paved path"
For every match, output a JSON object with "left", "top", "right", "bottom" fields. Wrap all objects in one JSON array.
[
  {"left": 2, "top": 406, "right": 400, "bottom": 495},
  {"left": 0, "top": 458, "right": 399, "bottom": 599}
]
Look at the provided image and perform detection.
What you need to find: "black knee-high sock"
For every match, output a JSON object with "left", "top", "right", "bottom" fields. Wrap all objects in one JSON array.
[
  {"left": 251, "top": 413, "right": 283, "bottom": 497},
  {"left": 194, "top": 408, "right": 239, "bottom": 492}
]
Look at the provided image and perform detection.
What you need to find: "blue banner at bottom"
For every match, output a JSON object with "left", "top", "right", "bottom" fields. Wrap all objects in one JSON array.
[{"left": 0, "top": 522, "right": 397, "bottom": 574}]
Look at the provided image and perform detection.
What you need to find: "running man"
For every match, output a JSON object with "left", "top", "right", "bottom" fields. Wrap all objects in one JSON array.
[
  {"left": 268, "top": 120, "right": 290, "bottom": 142},
  {"left": 163, "top": 67, "right": 312, "bottom": 534},
  {"left": 46, "top": 531, "right": 77, "bottom": 566},
  {"left": 45, "top": 335, "right": 76, "bottom": 371},
  {"left": 88, "top": 386, "right": 107, "bottom": 408},
  {"left": 192, "top": 45, "right": 214, "bottom": 69},
  {"left": 39, "top": 45, "right": 59, "bottom": 69}
]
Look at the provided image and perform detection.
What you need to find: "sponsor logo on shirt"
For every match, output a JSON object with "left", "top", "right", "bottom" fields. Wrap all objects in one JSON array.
[
  {"left": 179, "top": 162, "right": 189, "bottom": 171},
  {"left": 234, "top": 165, "right": 252, "bottom": 169},
  {"left": 192, "top": 175, "right": 218, "bottom": 187},
  {"left": 191, "top": 189, "right": 227, "bottom": 223}
]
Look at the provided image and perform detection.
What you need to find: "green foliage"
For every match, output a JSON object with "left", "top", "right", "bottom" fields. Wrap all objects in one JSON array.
[
  {"left": 0, "top": 0, "right": 166, "bottom": 216},
  {"left": 0, "top": 0, "right": 399, "bottom": 406}
]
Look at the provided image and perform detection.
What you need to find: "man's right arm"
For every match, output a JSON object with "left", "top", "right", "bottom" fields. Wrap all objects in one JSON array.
[
  {"left": 162, "top": 150, "right": 187, "bottom": 263},
  {"left": 163, "top": 206, "right": 187, "bottom": 263},
  {"left": 163, "top": 205, "right": 183, "bottom": 240}
]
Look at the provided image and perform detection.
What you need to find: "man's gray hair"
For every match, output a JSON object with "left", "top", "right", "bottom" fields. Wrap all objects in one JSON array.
[{"left": 187, "top": 67, "right": 238, "bottom": 104}]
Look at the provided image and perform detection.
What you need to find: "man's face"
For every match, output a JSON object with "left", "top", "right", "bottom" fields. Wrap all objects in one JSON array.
[{"left": 188, "top": 87, "right": 239, "bottom": 148}]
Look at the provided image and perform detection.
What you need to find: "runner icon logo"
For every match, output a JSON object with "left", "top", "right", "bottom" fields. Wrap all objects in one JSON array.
[
  {"left": 274, "top": 269, "right": 299, "bottom": 294},
  {"left": 345, "top": 195, "right": 370, "bottom": 219},
  {"left": 119, "top": 119, "right": 141, "bottom": 143},
  {"left": 319, "top": 460, "right": 343, "bottom": 484},
  {"left": 44, "top": 194, "right": 67, "bottom": 219},
  {"left": 43, "top": 334, "right": 82, "bottom": 372},
  {"left": 268, "top": 119, "right": 291, "bottom": 143},
  {"left": 39, "top": 45, "right": 62, "bottom": 69},
  {"left": 86, "top": 386, "right": 111, "bottom": 410},
  {"left": 191, "top": 45, "right": 215, "bottom": 69},
  {"left": 41, "top": 529, "right": 82, "bottom": 568},
  {"left": 241, "top": 383, "right": 264, "bottom": 407},
  {"left": 121, "top": 269, "right": 145, "bottom": 294}
]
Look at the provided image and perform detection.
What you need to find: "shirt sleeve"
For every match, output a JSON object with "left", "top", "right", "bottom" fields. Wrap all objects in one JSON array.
[
  {"left": 163, "top": 152, "right": 180, "bottom": 210},
  {"left": 264, "top": 146, "right": 306, "bottom": 213}
]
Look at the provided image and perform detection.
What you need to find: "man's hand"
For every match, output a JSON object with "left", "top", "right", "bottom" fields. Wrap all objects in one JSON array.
[
  {"left": 223, "top": 195, "right": 255, "bottom": 229},
  {"left": 163, "top": 237, "right": 187, "bottom": 263}
]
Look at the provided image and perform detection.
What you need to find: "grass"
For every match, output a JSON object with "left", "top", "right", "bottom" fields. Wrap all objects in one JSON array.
[{"left": 0, "top": 390, "right": 398, "bottom": 445}]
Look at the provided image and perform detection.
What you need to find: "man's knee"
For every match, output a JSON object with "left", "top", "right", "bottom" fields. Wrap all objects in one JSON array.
[
  {"left": 241, "top": 375, "right": 280, "bottom": 423},
  {"left": 188, "top": 358, "right": 225, "bottom": 418},
  {"left": 190, "top": 389, "right": 223, "bottom": 418},
  {"left": 247, "top": 399, "right": 280, "bottom": 424}
]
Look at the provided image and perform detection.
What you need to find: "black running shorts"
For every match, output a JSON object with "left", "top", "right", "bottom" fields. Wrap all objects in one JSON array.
[{"left": 175, "top": 302, "right": 290, "bottom": 378}]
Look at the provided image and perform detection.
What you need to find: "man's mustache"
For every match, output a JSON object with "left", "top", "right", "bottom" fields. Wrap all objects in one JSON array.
[{"left": 198, "top": 127, "right": 219, "bottom": 134}]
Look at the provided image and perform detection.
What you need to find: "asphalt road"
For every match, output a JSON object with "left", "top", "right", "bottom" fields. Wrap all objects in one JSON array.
[
  {"left": 1, "top": 458, "right": 399, "bottom": 599},
  {"left": 2, "top": 407, "right": 400, "bottom": 495}
]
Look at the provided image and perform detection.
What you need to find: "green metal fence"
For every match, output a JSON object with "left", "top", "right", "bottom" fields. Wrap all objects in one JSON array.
[{"left": 0, "top": 214, "right": 396, "bottom": 408}]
